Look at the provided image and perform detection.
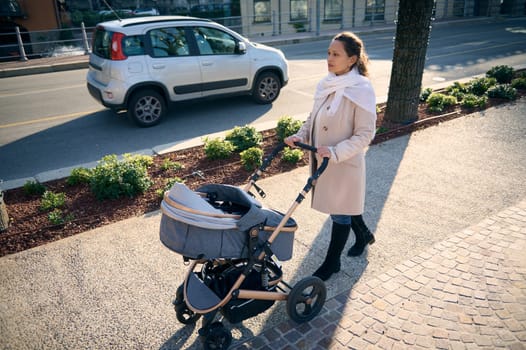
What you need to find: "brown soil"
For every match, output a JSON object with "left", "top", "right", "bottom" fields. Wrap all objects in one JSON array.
[{"left": 1, "top": 92, "right": 524, "bottom": 257}]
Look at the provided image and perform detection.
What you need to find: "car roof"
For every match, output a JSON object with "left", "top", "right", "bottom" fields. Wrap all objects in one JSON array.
[{"left": 97, "top": 15, "right": 211, "bottom": 30}]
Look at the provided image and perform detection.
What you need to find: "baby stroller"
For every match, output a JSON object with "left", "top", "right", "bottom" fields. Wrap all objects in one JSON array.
[{"left": 159, "top": 142, "right": 329, "bottom": 349}]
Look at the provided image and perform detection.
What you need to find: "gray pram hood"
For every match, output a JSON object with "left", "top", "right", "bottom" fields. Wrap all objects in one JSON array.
[{"left": 160, "top": 183, "right": 267, "bottom": 231}]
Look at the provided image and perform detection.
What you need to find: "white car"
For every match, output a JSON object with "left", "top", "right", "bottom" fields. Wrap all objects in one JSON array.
[{"left": 86, "top": 16, "right": 289, "bottom": 127}]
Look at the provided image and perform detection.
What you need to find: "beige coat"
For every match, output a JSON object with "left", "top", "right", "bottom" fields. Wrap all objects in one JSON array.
[{"left": 295, "top": 94, "right": 376, "bottom": 215}]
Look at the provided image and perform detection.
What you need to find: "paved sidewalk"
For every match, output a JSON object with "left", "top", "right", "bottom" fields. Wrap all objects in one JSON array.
[
  {"left": 233, "top": 201, "right": 526, "bottom": 349},
  {"left": 1, "top": 98, "right": 525, "bottom": 349}
]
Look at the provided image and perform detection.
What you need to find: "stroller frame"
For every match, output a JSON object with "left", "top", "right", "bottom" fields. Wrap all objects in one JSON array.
[{"left": 164, "top": 142, "right": 329, "bottom": 349}]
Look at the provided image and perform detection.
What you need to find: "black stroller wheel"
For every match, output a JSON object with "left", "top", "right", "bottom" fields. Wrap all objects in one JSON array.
[
  {"left": 175, "top": 303, "right": 202, "bottom": 324},
  {"left": 173, "top": 284, "right": 201, "bottom": 325},
  {"left": 203, "top": 322, "right": 232, "bottom": 350},
  {"left": 287, "top": 276, "right": 326, "bottom": 323}
]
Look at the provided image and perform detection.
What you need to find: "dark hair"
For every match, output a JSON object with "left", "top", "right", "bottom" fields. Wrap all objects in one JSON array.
[{"left": 333, "top": 31, "right": 369, "bottom": 77}]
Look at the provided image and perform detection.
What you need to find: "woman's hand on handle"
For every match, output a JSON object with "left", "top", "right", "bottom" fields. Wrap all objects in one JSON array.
[
  {"left": 317, "top": 146, "right": 331, "bottom": 159},
  {"left": 284, "top": 135, "right": 302, "bottom": 147}
]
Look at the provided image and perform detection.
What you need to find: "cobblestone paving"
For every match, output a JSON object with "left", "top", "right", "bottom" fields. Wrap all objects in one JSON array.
[{"left": 233, "top": 200, "right": 526, "bottom": 350}]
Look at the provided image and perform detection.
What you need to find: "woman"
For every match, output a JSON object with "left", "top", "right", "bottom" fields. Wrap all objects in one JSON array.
[{"left": 285, "top": 32, "right": 376, "bottom": 281}]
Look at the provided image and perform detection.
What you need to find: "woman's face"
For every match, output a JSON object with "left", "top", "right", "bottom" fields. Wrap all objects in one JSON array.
[{"left": 327, "top": 39, "right": 356, "bottom": 76}]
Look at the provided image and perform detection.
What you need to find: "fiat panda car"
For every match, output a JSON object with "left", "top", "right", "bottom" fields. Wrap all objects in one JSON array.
[{"left": 86, "top": 16, "right": 289, "bottom": 127}]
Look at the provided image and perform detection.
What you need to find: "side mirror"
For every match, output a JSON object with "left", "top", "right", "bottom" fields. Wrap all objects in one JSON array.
[{"left": 237, "top": 41, "right": 247, "bottom": 54}]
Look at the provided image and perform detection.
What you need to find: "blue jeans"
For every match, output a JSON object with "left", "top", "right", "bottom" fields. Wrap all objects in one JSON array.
[{"left": 330, "top": 214, "right": 352, "bottom": 225}]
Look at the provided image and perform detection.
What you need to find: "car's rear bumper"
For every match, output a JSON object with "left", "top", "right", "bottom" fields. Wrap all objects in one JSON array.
[{"left": 86, "top": 82, "right": 125, "bottom": 109}]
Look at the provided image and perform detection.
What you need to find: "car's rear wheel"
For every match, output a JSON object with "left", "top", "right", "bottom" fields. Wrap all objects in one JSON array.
[
  {"left": 252, "top": 71, "right": 281, "bottom": 104},
  {"left": 127, "top": 89, "right": 166, "bottom": 127}
]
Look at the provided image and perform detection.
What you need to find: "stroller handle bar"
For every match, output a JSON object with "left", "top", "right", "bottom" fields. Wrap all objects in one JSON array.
[{"left": 243, "top": 141, "right": 329, "bottom": 198}]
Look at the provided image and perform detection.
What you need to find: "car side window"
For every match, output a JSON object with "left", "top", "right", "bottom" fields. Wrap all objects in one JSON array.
[
  {"left": 123, "top": 35, "right": 144, "bottom": 56},
  {"left": 149, "top": 27, "right": 189, "bottom": 57},
  {"left": 193, "top": 27, "right": 236, "bottom": 55}
]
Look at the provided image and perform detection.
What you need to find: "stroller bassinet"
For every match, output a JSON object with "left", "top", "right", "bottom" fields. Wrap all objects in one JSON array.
[{"left": 160, "top": 183, "right": 297, "bottom": 261}]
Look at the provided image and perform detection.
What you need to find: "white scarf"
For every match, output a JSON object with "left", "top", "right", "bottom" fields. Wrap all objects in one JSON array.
[{"left": 314, "top": 67, "right": 376, "bottom": 116}]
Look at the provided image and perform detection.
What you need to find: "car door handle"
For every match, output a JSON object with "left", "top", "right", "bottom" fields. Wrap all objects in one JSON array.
[
  {"left": 152, "top": 64, "right": 165, "bottom": 69},
  {"left": 201, "top": 61, "right": 213, "bottom": 66}
]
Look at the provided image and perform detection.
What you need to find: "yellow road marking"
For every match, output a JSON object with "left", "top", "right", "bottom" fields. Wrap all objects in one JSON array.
[
  {"left": 0, "top": 84, "right": 85, "bottom": 98},
  {"left": 0, "top": 110, "right": 100, "bottom": 129}
]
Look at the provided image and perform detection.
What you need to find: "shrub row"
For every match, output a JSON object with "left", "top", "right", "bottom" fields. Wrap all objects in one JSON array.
[
  {"left": 420, "top": 65, "right": 524, "bottom": 113},
  {"left": 22, "top": 117, "right": 304, "bottom": 225},
  {"left": 203, "top": 116, "right": 304, "bottom": 171}
]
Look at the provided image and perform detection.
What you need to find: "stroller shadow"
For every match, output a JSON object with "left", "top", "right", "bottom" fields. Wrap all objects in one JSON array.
[
  {"left": 159, "top": 322, "right": 257, "bottom": 350},
  {"left": 159, "top": 324, "right": 199, "bottom": 350},
  {"left": 158, "top": 311, "right": 258, "bottom": 350}
]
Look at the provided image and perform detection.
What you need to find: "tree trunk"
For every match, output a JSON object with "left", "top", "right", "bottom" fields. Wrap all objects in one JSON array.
[
  {"left": 384, "top": 0, "right": 435, "bottom": 123},
  {"left": 0, "top": 192, "right": 9, "bottom": 231}
]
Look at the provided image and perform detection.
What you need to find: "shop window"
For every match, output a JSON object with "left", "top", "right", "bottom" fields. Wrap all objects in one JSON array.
[
  {"left": 324, "top": 0, "right": 342, "bottom": 21},
  {"left": 365, "top": 0, "right": 385, "bottom": 21},
  {"left": 254, "top": 0, "right": 271, "bottom": 23},
  {"left": 290, "top": 0, "right": 308, "bottom": 21}
]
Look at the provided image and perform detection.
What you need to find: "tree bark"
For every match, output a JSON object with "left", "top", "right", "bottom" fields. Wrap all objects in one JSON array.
[
  {"left": 0, "top": 192, "right": 9, "bottom": 231},
  {"left": 384, "top": 0, "right": 435, "bottom": 123}
]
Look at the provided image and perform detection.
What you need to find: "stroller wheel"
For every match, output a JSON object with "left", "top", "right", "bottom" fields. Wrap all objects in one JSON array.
[
  {"left": 175, "top": 303, "right": 202, "bottom": 324},
  {"left": 173, "top": 284, "right": 201, "bottom": 325},
  {"left": 173, "top": 284, "right": 185, "bottom": 305},
  {"left": 203, "top": 322, "right": 232, "bottom": 350},
  {"left": 287, "top": 276, "right": 327, "bottom": 323}
]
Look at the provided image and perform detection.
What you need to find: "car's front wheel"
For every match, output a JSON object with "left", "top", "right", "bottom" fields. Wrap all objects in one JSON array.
[
  {"left": 252, "top": 71, "right": 281, "bottom": 104},
  {"left": 127, "top": 89, "right": 166, "bottom": 127}
]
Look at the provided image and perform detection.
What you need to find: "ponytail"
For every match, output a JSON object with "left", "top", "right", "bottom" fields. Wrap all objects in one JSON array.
[{"left": 333, "top": 32, "right": 370, "bottom": 77}]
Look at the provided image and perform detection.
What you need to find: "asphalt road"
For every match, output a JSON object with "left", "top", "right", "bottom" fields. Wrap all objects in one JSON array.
[{"left": 0, "top": 17, "right": 525, "bottom": 183}]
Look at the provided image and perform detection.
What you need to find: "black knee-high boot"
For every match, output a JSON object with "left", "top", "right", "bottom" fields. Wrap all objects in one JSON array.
[
  {"left": 347, "top": 215, "right": 375, "bottom": 257},
  {"left": 313, "top": 222, "right": 351, "bottom": 281}
]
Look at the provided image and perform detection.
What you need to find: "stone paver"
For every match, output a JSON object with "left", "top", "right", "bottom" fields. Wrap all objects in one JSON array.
[{"left": 232, "top": 200, "right": 526, "bottom": 349}]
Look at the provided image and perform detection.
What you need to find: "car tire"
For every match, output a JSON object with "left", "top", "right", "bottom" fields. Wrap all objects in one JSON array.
[
  {"left": 127, "top": 89, "right": 166, "bottom": 127},
  {"left": 252, "top": 71, "right": 281, "bottom": 104}
]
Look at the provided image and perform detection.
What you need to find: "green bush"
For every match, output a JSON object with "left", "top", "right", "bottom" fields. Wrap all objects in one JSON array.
[
  {"left": 161, "top": 159, "right": 184, "bottom": 172},
  {"left": 40, "top": 191, "right": 66, "bottom": 211},
  {"left": 487, "top": 84, "right": 517, "bottom": 100},
  {"left": 468, "top": 77, "right": 497, "bottom": 96},
  {"left": 89, "top": 154, "right": 153, "bottom": 200},
  {"left": 486, "top": 65, "right": 514, "bottom": 84},
  {"left": 426, "top": 93, "right": 457, "bottom": 113},
  {"left": 276, "top": 116, "right": 303, "bottom": 141},
  {"left": 47, "top": 209, "right": 74, "bottom": 225},
  {"left": 419, "top": 87, "right": 433, "bottom": 102},
  {"left": 240, "top": 147, "right": 263, "bottom": 171},
  {"left": 156, "top": 177, "right": 185, "bottom": 198},
  {"left": 460, "top": 93, "right": 487, "bottom": 109},
  {"left": 128, "top": 154, "right": 154, "bottom": 169},
  {"left": 23, "top": 180, "right": 46, "bottom": 196},
  {"left": 511, "top": 77, "right": 526, "bottom": 90},
  {"left": 203, "top": 137, "right": 235, "bottom": 160},
  {"left": 446, "top": 82, "right": 469, "bottom": 101},
  {"left": 282, "top": 147, "right": 304, "bottom": 163},
  {"left": 225, "top": 125, "right": 262, "bottom": 151},
  {"left": 67, "top": 167, "right": 92, "bottom": 186}
]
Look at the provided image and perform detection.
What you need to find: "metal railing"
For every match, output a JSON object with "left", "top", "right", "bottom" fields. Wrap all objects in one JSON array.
[{"left": 0, "top": 23, "right": 93, "bottom": 62}]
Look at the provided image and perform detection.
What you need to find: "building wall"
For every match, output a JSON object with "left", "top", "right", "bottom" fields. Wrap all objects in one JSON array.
[{"left": 14, "top": 0, "right": 59, "bottom": 31}]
